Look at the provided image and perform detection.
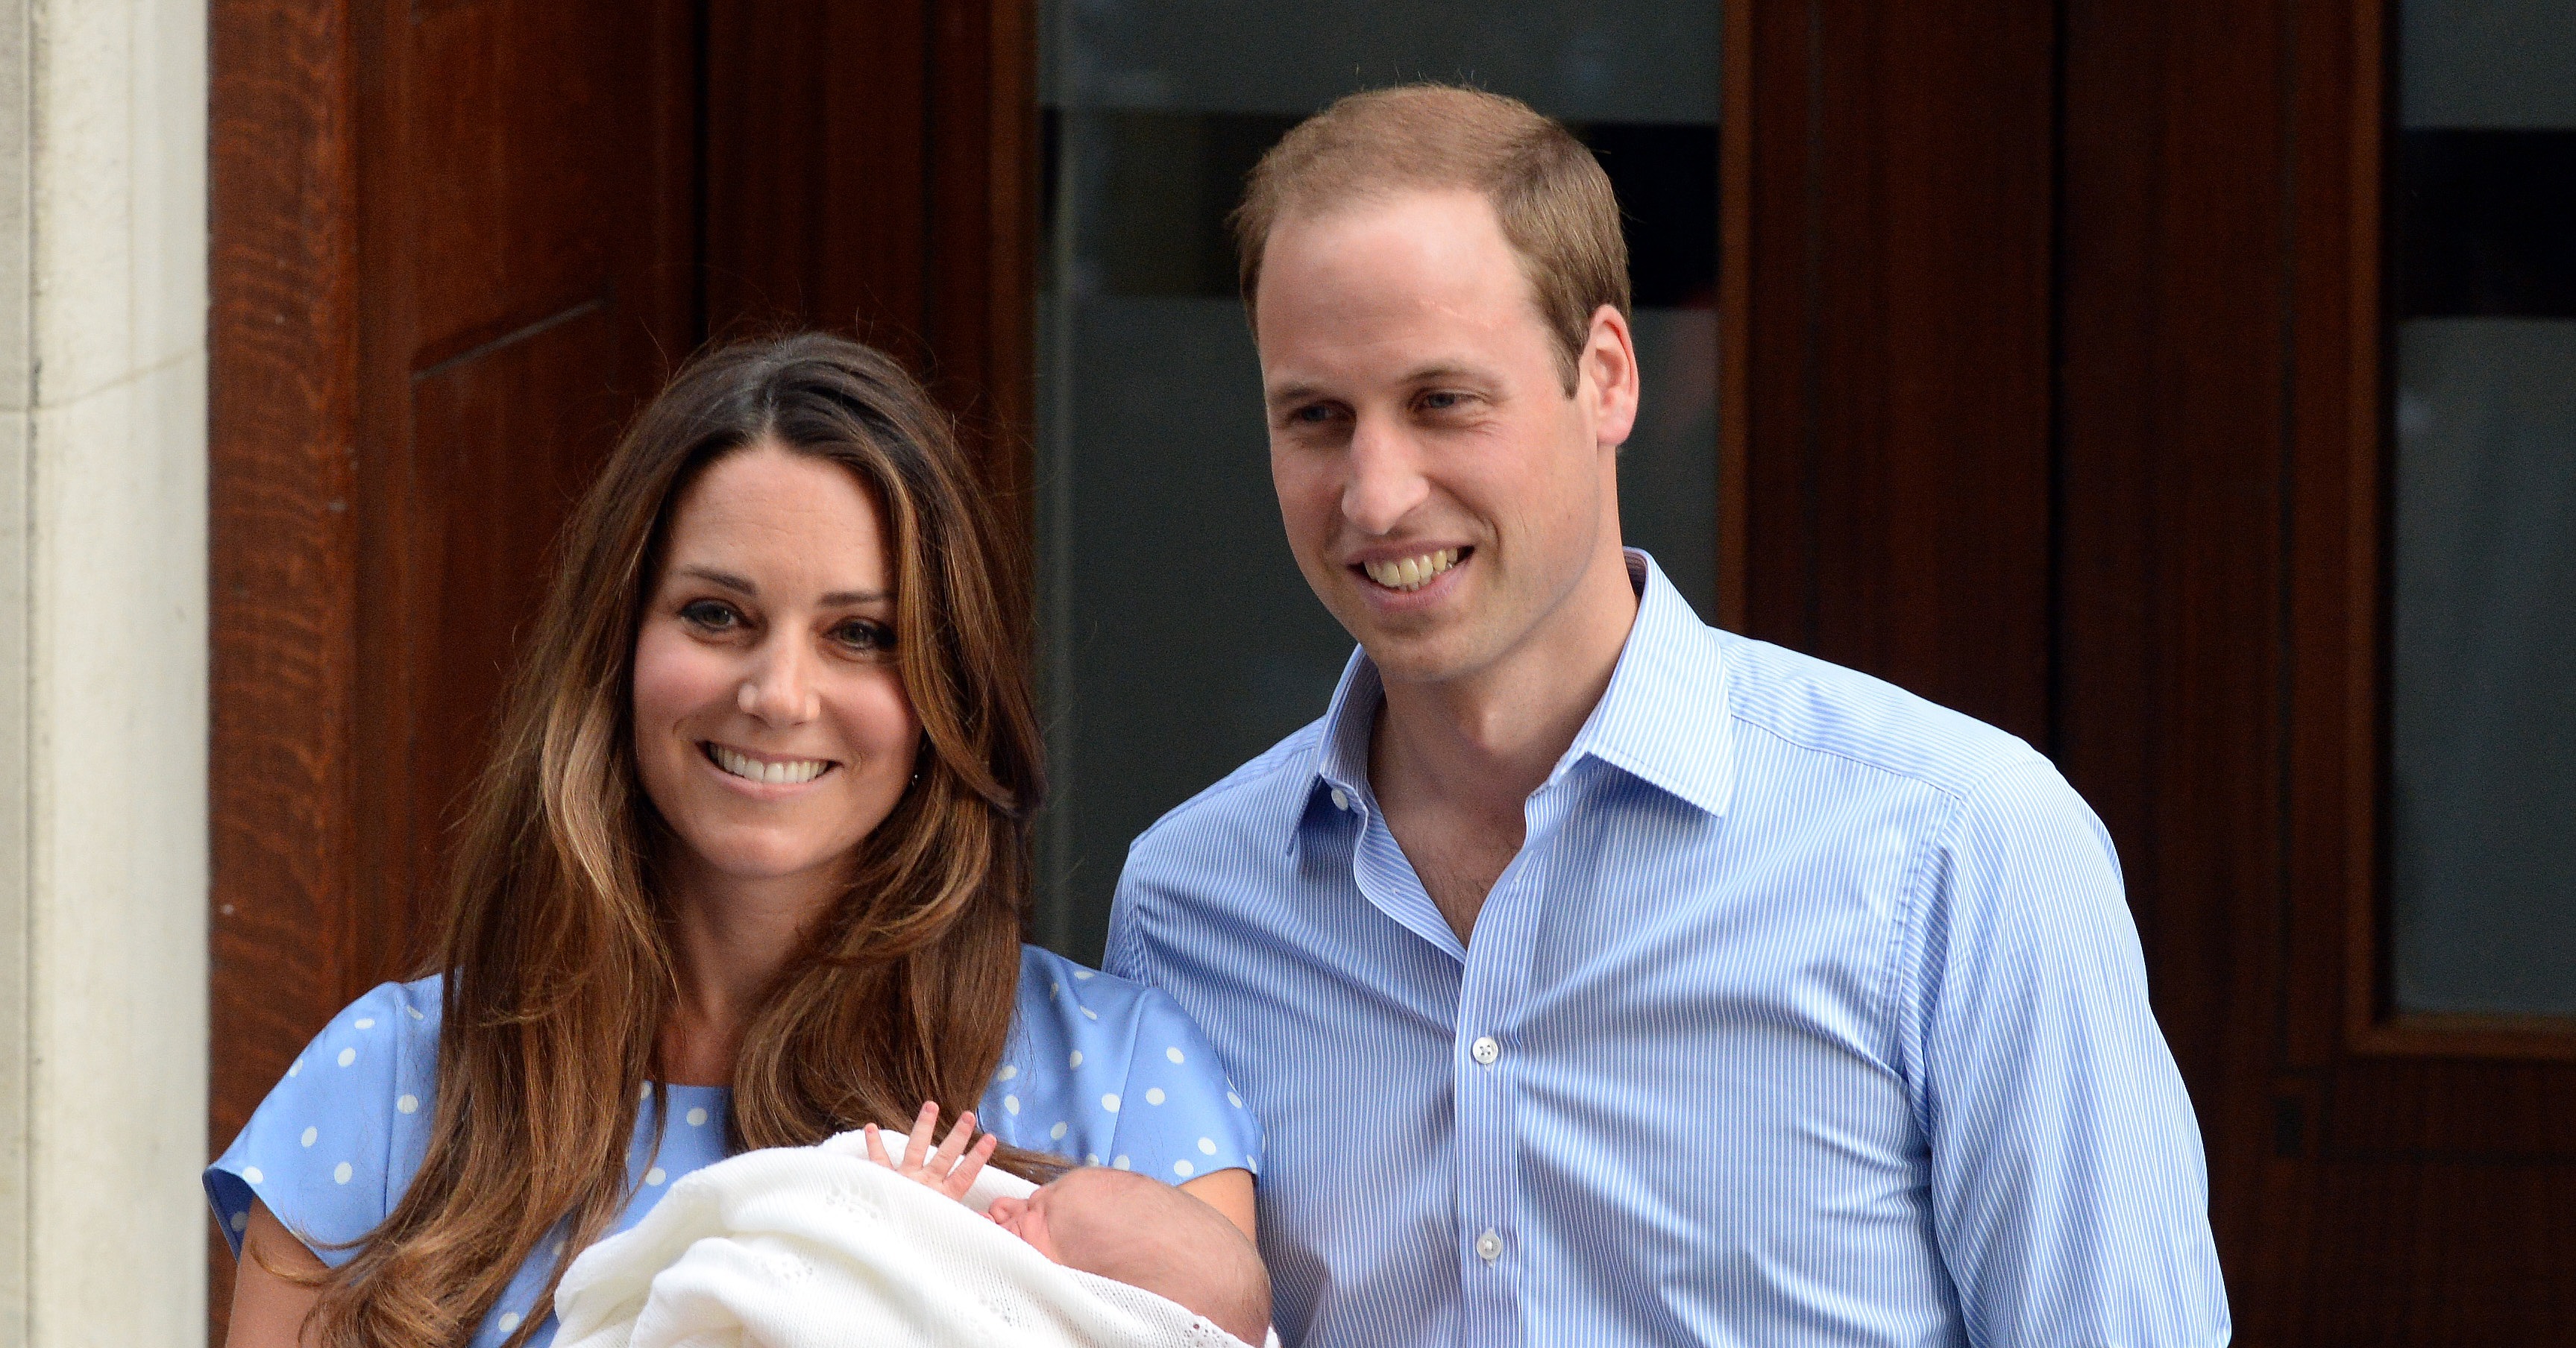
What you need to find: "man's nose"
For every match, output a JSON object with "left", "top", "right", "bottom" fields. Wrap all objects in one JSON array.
[
  {"left": 1339, "top": 412, "right": 1428, "bottom": 536},
  {"left": 736, "top": 635, "right": 820, "bottom": 725}
]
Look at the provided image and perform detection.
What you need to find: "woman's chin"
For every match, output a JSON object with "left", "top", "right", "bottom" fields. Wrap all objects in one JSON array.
[{"left": 666, "top": 828, "right": 864, "bottom": 895}]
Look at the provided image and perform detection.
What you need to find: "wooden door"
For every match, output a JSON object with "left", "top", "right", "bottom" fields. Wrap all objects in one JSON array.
[
  {"left": 207, "top": 0, "right": 1031, "bottom": 1335},
  {"left": 1734, "top": 0, "right": 2576, "bottom": 1339}
]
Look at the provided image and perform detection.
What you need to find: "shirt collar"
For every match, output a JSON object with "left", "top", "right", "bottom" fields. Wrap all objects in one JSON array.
[{"left": 1293, "top": 548, "right": 1735, "bottom": 852}]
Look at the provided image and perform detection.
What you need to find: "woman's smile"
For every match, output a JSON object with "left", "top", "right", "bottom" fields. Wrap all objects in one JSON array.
[{"left": 701, "top": 741, "right": 838, "bottom": 788}]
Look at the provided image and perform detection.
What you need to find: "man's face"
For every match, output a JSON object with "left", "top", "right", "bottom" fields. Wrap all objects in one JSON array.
[{"left": 1255, "top": 189, "right": 1636, "bottom": 689}]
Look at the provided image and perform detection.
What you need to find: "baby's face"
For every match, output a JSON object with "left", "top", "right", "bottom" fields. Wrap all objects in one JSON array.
[
  {"left": 986, "top": 1167, "right": 1272, "bottom": 1345},
  {"left": 984, "top": 1183, "right": 1065, "bottom": 1260}
]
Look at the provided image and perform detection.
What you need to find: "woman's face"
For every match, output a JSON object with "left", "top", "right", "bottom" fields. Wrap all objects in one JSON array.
[{"left": 632, "top": 441, "right": 923, "bottom": 892}]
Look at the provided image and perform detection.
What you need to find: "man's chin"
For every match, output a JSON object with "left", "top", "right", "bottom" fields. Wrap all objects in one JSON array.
[{"left": 1354, "top": 623, "right": 1495, "bottom": 690}]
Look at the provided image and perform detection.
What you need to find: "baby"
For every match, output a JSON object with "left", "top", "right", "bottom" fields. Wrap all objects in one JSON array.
[{"left": 864, "top": 1103, "right": 1272, "bottom": 1347}]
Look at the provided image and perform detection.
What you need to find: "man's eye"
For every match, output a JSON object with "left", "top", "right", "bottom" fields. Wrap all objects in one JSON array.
[
  {"left": 1421, "top": 391, "right": 1466, "bottom": 411},
  {"left": 1290, "top": 404, "right": 1338, "bottom": 425},
  {"left": 833, "top": 620, "right": 895, "bottom": 652},
  {"left": 679, "top": 599, "right": 740, "bottom": 631}
]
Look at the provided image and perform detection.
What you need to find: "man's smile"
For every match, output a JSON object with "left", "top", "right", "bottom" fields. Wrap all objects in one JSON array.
[{"left": 1355, "top": 546, "right": 1469, "bottom": 593}]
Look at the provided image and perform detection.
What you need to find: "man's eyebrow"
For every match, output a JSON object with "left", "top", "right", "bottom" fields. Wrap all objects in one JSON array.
[
  {"left": 1397, "top": 361, "right": 1491, "bottom": 385},
  {"left": 1264, "top": 379, "right": 1330, "bottom": 408}
]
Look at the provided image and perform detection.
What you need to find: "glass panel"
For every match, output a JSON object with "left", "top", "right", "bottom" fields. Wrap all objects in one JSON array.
[
  {"left": 1034, "top": 3, "right": 1723, "bottom": 959},
  {"left": 2388, "top": 0, "right": 2576, "bottom": 1015}
]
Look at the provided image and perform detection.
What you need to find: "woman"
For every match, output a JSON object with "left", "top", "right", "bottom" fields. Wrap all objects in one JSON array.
[{"left": 207, "top": 334, "right": 1261, "bottom": 1348}]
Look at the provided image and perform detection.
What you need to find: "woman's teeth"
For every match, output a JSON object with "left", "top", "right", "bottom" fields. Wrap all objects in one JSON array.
[
  {"left": 1362, "top": 548, "right": 1461, "bottom": 593},
  {"left": 707, "top": 744, "right": 831, "bottom": 785}
]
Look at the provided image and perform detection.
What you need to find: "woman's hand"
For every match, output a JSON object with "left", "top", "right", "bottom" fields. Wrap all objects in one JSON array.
[{"left": 862, "top": 1101, "right": 997, "bottom": 1202}]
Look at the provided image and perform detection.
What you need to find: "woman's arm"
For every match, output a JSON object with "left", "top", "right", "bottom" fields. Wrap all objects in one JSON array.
[
  {"left": 1179, "top": 1169, "right": 1257, "bottom": 1244},
  {"left": 224, "top": 1200, "right": 324, "bottom": 1348}
]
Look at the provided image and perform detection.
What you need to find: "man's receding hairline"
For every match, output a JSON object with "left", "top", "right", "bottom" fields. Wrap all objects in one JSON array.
[{"left": 1251, "top": 187, "right": 1587, "bottom": 397}]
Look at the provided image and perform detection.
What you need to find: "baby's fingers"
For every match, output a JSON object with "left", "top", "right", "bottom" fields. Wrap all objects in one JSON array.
[
  {"left": 862, "top": 1123, "right": 894, "bottom": 1169},
  {"left": 942, "top": 1132, "right": 999, "bottom": 1200},
  {"left": 902, "top": 1100, "right": 941, "bottom": 1171},
  {"left": 931, "top": 1109, "right": 980, "bottom": 1174}
]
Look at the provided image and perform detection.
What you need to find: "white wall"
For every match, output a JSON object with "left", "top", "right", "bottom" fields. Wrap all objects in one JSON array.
[{"left": 0, "top": 0, "right": 210, "bottom": 1341}]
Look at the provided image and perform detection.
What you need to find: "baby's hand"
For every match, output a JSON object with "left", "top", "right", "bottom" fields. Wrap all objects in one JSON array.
[{"left": 863, "top": 1101, "right": 998, "bottom": 1202}]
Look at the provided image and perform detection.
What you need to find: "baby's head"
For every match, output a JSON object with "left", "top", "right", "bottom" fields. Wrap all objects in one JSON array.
[{"left": 987, "top": 1168, "right": 1269, "bottom": 1345}]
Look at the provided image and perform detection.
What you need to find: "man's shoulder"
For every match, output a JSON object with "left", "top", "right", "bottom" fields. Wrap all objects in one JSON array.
[
  {"left": 1715, "top": 629, "right": 2049, "bottom": 804},
  {"left": 1125, "top": 716, "right": 1328, "bottom": 869}
]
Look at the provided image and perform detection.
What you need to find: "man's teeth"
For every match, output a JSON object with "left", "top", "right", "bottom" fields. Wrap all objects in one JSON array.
[
  {"left": 709, "top": 745, "right": 830, "bottom": 785},
  {"left": 1362, "top": 548, "right": 1461, "bottom": 593}
]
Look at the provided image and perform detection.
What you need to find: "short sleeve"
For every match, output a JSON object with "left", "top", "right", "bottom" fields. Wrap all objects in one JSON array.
[
  {"left": 206, "top": 980, "right": 442, "bottom": 1265},
  {"left": 1102, "top": 988, "right": 1264, "bottom": 1185}
]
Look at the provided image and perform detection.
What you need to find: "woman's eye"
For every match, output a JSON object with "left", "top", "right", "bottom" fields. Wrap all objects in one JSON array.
[
  {"left": 679, "top": 599, "right": 740, "bottom": 632},
  {"left": 832, "top": 620, "right": 894, "bottom": 652}
]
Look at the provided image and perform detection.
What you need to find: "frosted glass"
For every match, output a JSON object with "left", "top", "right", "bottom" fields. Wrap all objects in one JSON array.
[{"left": 2389, "top": 318, "right": 2576, "bottom": 1015}]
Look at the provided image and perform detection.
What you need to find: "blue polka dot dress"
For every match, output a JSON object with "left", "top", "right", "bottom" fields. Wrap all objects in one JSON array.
[{"left": 205, "top": 945, "right": 1263, "bottom": 1348}]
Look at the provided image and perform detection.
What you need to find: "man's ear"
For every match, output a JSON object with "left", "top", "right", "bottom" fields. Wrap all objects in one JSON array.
[{"left": 1579, "top": 303, "right": 1640, "bottom": 450}]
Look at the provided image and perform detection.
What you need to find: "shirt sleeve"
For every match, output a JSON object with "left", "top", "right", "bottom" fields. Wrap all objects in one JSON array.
[
  {"left": 205, "top": 981, "right": 434, "bottom": 1265},
  {"left": 1906, "top": 759, "right": 2231, "bottom": 1346},
  {"left": 1104, "top": 988, "right": 1265, "bottom": 1186}
]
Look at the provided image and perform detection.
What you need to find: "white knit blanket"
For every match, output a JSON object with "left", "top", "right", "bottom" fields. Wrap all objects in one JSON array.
[{"left": 554, "top": 1130, "right": 1272, "bottom": 1348}]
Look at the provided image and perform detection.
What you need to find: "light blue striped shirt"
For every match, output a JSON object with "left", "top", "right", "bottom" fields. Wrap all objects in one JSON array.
[{"left": 1107, "top": 549, "right": 2228, "bottom": 1347}]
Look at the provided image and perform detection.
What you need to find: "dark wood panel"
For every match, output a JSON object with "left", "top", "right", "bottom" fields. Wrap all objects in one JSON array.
[
  {"left": 701, "top": 0, "right": 1034, "bottom": 510},
  {"left": 207, "top": 0, "right": 362, "bottom": 1332},
  {"left": 702, "top": 0, "right": 931, "bottom": 354},
  {"left": 350, "top": 0, "right": 700, "bottom": 980},
  {"left": 402, "top": 0, "right": 618, "bottom": 349},
  {"left": 365, "top": 305, "right": 630, "bottom": 956},
  {"left": 2052, "top": 0, "right": 2576, "bottom": 1336},
  {"left": 925, "top": 0, "right": 1039, "bottom": 520},
  {"left": 1733, "top": 0, "right": 2056, "bottom": 746}
]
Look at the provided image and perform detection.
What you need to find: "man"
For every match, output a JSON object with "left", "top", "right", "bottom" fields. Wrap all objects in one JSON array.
[{"left": 1105, "top": 85, "right": 2228, "bottom": 1346}]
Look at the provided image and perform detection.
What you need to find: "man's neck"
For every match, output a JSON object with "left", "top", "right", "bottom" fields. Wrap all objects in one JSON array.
[{"left": 1368, "top": 547, "right": 1640, "bottom": 942}]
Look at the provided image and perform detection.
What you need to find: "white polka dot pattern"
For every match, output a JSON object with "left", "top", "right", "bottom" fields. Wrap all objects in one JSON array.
[{"left": 207, "top": 949, "right": 1263, "bottom": 1347}]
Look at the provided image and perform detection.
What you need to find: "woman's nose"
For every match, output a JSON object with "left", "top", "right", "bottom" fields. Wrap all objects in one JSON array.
[{"left": 736, "top": 637, "right": 820, "bottom": 724}]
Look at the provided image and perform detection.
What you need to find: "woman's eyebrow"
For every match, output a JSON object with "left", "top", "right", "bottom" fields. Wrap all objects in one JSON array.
[
  {"left": 679, "top": 564, "right": 755, "bottom": 596},
  {"left": 676, "top": 567, "right": 886, "bottom": 608}
]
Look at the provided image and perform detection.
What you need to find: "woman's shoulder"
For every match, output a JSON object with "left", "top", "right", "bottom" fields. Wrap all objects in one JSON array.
[
  {"left": 1006, "top": 945, "right": 1237, "bottom": 1089},
  {"left": 998, "top": 946, "right": 1260, "bottom": 1180},
  {"left": 1012, "top": 943, "right": 1162, "bottom": 1023},
  {"left": 204, "top": 974, "right": 447, "bottom": 1262}
]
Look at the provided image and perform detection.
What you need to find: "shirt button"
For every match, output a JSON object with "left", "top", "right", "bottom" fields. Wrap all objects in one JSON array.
[
  {"left": 1470, "top": 1036, "right": 1499, "bottom": 1065},
  {"left": 1475, "top": 1229, "right": 1503, "bottom": 1262},
  {"left": 1330, "top": 787, "right": 1351, "bottom": 811}
]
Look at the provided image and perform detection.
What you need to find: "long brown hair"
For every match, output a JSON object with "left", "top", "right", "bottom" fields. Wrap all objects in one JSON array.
[{"left": 304, "top": 333, "right": 1047, "bottom": 1347}]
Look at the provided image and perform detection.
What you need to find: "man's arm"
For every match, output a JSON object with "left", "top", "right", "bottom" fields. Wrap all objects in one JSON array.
[{"left": 1911, "top": 760, "right": 2230, "bottom": 1346}]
